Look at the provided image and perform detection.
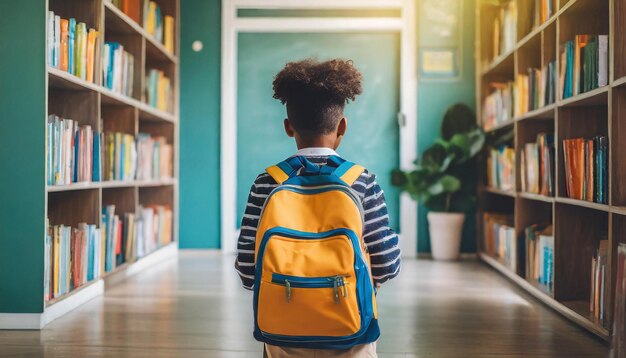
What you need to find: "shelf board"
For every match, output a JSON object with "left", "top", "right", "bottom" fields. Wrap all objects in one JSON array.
[
  {"left": 482, "top": 49, "right": 515, "bottom": 77},
  {"left": 47, "top": 182, "right": 100, "bottom": 193},
  {"left": 45, "top": 278, "right": 101, "bottom": 308},
  {"left": 479, "top": 253, "right": 610, "bottom": 341},
  {"left": 518, "top": 192, "right": 555, "bottom": 203},
  {"left": 561, "top": 300, "right": 610, "bottom": 337},
  {"left": 47, "top": 67, "right": 100, "bottom": 93},
  {"left": 104, "top": 1, "right": 178, "bottom": 64},
  {"left": 136, "top": 178, "right": 178, "bottom": 187},
  {"left": 483, "top": 187, "right": 516, "bottom": 198},
  {"left": 612, "top": 206, "right": 626, "bottom": 216},
  {"left": 100, "top": 180, "right": 137, "bottom": 189},
  {"left": 613, "top": 75, "right": 626, "bottom": 88},
  {"left": 484, "top": 118, "right": 515, "bottom": 133},
  {"left": 559, "top": 86, "right": 609, "bottom": 107},
  {"left": 555, "top": 197, "right": 610, "bottom": 211},
  {"left": 48, "top": 179, "right": 177, "bottom": 192},
  {"left": 515, "top": 103, "right": 556, "bottom": 122}
]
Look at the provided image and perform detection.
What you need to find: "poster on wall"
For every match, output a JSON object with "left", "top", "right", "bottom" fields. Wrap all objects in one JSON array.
[{"left": 419, "top": 0, "right": 462, "bottom": 80}]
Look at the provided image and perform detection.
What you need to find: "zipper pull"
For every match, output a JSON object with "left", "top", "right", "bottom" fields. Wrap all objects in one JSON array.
[
  {"left": 333, "top": 277, "right": 340, "bottom": 303},
  {"left": 342, "top": 277, "right": 348, "bottom": 298},
  {"left": 285, "top": 280, "right": 291, "bottom": 303}
]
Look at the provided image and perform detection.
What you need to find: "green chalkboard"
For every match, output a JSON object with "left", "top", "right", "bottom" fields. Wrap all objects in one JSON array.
[{"left": 236, "top": 32, "right": 401, "bottom": 230}]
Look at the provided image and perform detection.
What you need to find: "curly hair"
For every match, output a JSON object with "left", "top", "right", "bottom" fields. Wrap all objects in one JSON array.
[{"left": 272, "top": 58, "right": 363, "bottom": 139}]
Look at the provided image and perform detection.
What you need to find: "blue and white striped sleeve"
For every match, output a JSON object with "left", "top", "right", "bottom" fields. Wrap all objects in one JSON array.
[
  {"left": 235, "top": 173, "right": 275, "bottom": 290},
  {"left": 361, "top": 173, "right": 401, "bottom": 287}
]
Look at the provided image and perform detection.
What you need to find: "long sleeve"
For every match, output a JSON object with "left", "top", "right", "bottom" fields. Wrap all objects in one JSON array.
[
  {"left": 361, "top": 174, "right": 401, "bottom": 286},
  {"left": 235, "top": 173, "right": 276, "bottom": 290}
]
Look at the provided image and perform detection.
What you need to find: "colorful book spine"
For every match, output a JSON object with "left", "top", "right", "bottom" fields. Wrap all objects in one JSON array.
[
  {"left": 136, "top": 133, "right": 173, "bottom": 180},
  {"left": 164, "top": 15, "right": 175, "bottom": 54},
  {"left": 561, "top": 35, "right": 608, "bottom": 99},
  {"left": 102, "top": 42, "right": 135, "bottom": 97},
  {"left": 486, "top": 145, "right": 515, "bottom": 191},
  {"left": 563, "top": 136, "right": 608, "bottom": 203},
  {"left": 145, "top": 69, "right": 173, "bottom": 112},
  {"left": 46, "top": 12, "right": 98, "bottom": 82},
  {"left": 47, "top": 115, "right": 101, "bottom": 186},
  {"left": 45, "top": 221, "right": 102, "bottom": 301},
  {"left": 103, "top": 132, "right": 138, "bottom": 181}
]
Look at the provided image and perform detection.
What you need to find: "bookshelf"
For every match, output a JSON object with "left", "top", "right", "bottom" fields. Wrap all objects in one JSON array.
[
  {"left": 0, "top": 0, "right": 179, "bottom": 329},
  {"left": 477, "top": 0, "right": 619, "bottom": 340}
]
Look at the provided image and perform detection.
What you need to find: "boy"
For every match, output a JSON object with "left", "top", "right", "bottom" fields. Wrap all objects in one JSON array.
[{"left": 235, "top": 58, "right": 401, "bottom": 357}]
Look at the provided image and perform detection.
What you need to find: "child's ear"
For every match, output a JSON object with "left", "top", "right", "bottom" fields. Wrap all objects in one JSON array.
[
  {"left": 284, "top": 118, "right": 295, "bottom": 137},
  {"left": 337, "top": 117, "right": 347, "bottom": 137}
]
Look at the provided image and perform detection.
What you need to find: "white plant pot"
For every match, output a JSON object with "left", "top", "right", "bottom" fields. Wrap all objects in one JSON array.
[{"left": 427, "top": 212, "right": 466, "bottom": 261}]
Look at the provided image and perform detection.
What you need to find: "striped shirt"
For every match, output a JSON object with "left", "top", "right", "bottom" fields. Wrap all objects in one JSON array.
[{"left": 235, "top": 147, "right": 401, "bottom": 290}]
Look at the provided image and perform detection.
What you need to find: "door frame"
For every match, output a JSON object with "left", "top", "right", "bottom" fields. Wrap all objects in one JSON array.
[{"left": 221, "top": 0, "right": 418, "bottom": 257}]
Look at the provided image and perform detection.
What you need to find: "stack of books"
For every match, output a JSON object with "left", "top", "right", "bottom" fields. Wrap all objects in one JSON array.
[
  {"left": 562, "top": 137, "right": 608, "bottom": 203},
  {"left": 47, "top": 115, "right": 102, "bottom": 186},
  {"left": 47, "top": 12, "right": 99, "bottom": 82},
  {"left": 136, "top": 134, "right": 173, "bottom": 180},
  {"left": 483, "top": 213, "right": 517, "bottom": 272},
  {"left": 613, "top": 243, "right": 626, "bottom": 355},
  {"left": 591, "top": 239, "right": 609, "bottom": 323},
  {"left": 533, "top": 0, "right": 554, "bottom": 27},
  {"left": 524, "top": 224, "right": 554, "bottom": 291},
  {"left": 487, "top": 146, "right": 515, "bottom": 191},
  {"left": 514, "top": 62, "right": 556, "bottom": 116},
  {"left": 482, "top": 81, "right": 514, "bottom": 130},
  {"left": 560, "top": 35, "right": 608, "bottom": 99},
  {"left": 109, "top": 0, "right": 141, "bottom": 23},
  {"left": 44, "top": 221, "right": 103, "bottom": 301},
  {"left": 101, "top": 204, "right": 173, "bottom": 270},
  {"left": 520, "top": 133, "right": 555, "bottom": 196},
  {"left": 143, "top": 0, "right": 175, "bottom": 54},
  {"left": 102, "top": 42, "right": 135, "bottom": 98},
  {"left": 145, "top": 69, "right": 173, "bottom": 112},
  {"left": 491, "top": 0, "right": 517, "bottom": 63},
  {"left": 103, "top": 132, "right": 137, "bottom": 182}
]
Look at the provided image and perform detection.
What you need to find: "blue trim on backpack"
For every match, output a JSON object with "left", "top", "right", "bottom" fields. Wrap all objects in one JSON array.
[{"left": 253, "top": 227, "right": 379, "bottom": 349}]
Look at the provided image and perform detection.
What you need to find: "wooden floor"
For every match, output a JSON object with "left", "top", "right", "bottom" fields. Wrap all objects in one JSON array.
[{"left": 0, "top": 251, "right": 610, "bottom": 357}]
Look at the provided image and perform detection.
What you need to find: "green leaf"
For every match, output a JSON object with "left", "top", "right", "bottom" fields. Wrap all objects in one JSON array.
[{"left": 426, "top": 175, "right": 461, "bottom": 196}]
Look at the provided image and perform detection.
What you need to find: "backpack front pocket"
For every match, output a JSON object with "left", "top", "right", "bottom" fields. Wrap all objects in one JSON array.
[{"left": 258, "top": 273, "right": 360, "bottom": 337}]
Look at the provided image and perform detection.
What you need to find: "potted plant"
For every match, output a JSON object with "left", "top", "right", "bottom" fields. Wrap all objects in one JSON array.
[{"left": 392, "top": 104, "right": 485, "bottom": 260}]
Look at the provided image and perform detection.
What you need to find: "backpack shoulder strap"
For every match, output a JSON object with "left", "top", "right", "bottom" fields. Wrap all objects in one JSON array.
[
  {"left": 265, "top": 160, "right": 298, "bottom": 184},
  {"left": 333, "top": 161, "right": 366, "bottom": 186}
]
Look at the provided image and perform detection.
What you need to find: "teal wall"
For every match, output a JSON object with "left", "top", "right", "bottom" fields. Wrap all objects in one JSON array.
[
  {"left": 0, "top": 0, "right": 46, "bottom": 312},
  {"left": 417, "top": 0, "right": 477, "bottom": 253},
  {"left": 180, "top": 0, "right": 476, "bottom": 252},
  {"left": 180, "top": 0, "right": 221, "bottom": 248}
]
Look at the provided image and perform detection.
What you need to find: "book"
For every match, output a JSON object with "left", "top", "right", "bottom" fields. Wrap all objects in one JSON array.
[
  {"left": 45, "top": 220, "right": 102, "bottom": 301},
  {"left": 86, "top": 29, "right": 98, "bottom": 83},
  {"left": 54, "top": 14, "right": 60, "bottom": 68},
  {"left": 145, "top": 69, "right": 173, "bottom": 112},
  {"left": 538, "top": 229, "right": 554, "bottom": 289},
  {"left": 102, "top": 42, "right": 134, "bottom": 97},
  {"left": 483, "top": 213, "right": 516, "bottom": 272},
  {"left": 561, "top": 35, "right": 608, "bottom": 99},
  {"left": 60, "top": 19, "right": 69, "bottom": 71},
  {"left": 136, "top": 133, "right": 173, "bottom": 180},
  {"left": 591, "top": 239, "right": 609, "bottom": 322},
  {"left": 482, "top": 81, "right": 514, "bottom": 130},
  {"left": 537, "top": 133, "right": 555, "bottom": 196},
  {"left": 164, "top": 15, "right": 175, "bottom": 54},
  {"left": 613, "top": 243, "right": 626, "bottom": 356},
  {"left": 524, "top": 143, "right": 539, "bottom": 194},
  {"left": 487, "top": 145, "right": 515, "bottom": 191},
  {"left": 103, "top": 132, "right": 137, "bottom": 181},
  {"left": 47, "top": 11, "right": 55, "bottom": 67},
  {"left": 68, "top": 18, "right": 76, "bottom": 75},
  {"left": 47, "top": 115, "right": 101, "bottom": 186},
  {"left": 563, "top": 137, "right": 608, "bottom": 203},
  {"left": 121, "top": 0, "right": 141, "bottom": 23}
]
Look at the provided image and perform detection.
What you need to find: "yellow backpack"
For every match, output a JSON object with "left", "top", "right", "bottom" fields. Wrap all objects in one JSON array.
[{"left": 253, "top": 155, "right": 379, "bottom": 349}]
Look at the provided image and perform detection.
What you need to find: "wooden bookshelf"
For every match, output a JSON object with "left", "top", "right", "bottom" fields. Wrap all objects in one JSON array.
[
  {"left": 476, "top": 0, "right": 619, "bottom": 341},
  {"left": 40, "top": 0, "right": 179, "bottom": 325}
]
